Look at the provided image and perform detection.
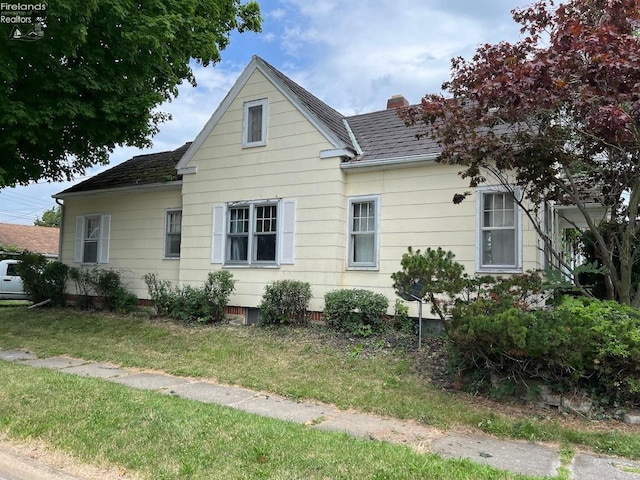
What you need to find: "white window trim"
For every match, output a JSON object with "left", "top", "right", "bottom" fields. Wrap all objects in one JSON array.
[
  {"left": 163, "top": 208, "right": 182, "bottom": 260},
  {"left": 242, "top": 98, "right": 268, "bottom": 148},
  {"left": 347, "top": 195, "right": 380, "bottom": 270},
  {"left": 74, "top": 214, "right": 110, "bottom": 265},
  {"left": 211, "top": 199, "right": 295, "bottom": 267},
  {"left": 227, "top": 201, "right": 279, "bottom": 266},
  {"left": 475, "top": 186, "right": 522, "bottom": 273}
]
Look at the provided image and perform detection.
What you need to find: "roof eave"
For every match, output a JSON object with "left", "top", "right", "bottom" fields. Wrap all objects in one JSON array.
[
  {"left": 340, "top": 153, "right": 440, "bottom": 172},
  {"left": 54, "top": 180, "right": 182, "bottom": 199}
]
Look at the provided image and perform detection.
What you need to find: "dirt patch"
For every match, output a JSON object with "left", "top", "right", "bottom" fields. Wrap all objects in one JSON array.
[{"left": 0, "top": 435, "right": 139, "bottom": 480}]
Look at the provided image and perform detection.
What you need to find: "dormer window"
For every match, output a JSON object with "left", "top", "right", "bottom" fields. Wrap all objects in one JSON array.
[{"left": 243, "top": 98, "right": 267, "bottom": 147}]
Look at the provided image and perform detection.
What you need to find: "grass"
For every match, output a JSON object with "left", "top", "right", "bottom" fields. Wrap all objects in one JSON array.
[
  {"left": 0, "top": 300, "right": 31, "bottom": 307},
  {"left": 0, "top": 361, "right": 541, "bottom": 479},
  {"left": 0, "top": 307, "right": 638, "bottom": 461}
]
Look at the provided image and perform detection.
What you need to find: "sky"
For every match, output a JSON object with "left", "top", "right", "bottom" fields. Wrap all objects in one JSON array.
[{"left": 0, "top": 0, "right": 534, "bottom": 225}]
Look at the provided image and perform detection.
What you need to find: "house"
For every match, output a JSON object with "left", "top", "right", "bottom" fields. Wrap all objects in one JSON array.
[
  {"left": 0, "top": 222, "right": 59, "bottom": 259},
  {"left": 54, "top": 56, "right": 551, "bottom": 319}
]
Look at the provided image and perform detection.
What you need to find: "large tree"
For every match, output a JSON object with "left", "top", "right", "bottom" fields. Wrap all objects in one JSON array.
[
  {"left": 403, "top": 0, "right": 640, "bottom": 306},
  {"left": 0, "top": 0, "right": 261, "bottom": 187}
]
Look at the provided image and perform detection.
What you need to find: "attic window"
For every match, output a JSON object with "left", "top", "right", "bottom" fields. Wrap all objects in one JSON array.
[{"left": 243, "top": 99, "right": 267, "bottom": 147}]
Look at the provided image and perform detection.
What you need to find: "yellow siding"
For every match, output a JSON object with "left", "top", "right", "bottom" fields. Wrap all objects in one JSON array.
[
  {"left": 179, "top": 68, "right": 542, "bottom": 315},
  {"left": 342, "top": 164, "right": 542, "bottom": 315},
  {"left": 180, "top": 69, "right": 347, "bottom": 312},
  {"left": 60, "top": 187, "right": 182, "bottom": 298}
]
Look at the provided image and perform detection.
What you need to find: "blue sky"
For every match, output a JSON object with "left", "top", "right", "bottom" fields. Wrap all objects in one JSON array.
[{"left": 0, "top": 0, "right": 533, "bottom": 224}]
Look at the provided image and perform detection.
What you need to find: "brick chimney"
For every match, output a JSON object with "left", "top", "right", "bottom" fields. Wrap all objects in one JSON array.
[{"left": 386, "top": 94, "right": 409, "bottom": 109}]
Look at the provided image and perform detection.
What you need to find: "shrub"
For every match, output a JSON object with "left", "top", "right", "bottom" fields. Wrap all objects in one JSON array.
[
  {"left": 171, "top": 284, "right": 210, "bottom": 323},
  {"left": 391, "top": 247, "right": 467, "bottom": 320},
  {"left": 204, "top": 271, "right": 236, "bottom": 322},
  {"left": 393, "top": 298, "right": 414, "bottom": 334},
  {"left": 144, "top": 273, "right": 174, "bottom": 316},
  {"left": 143, "top": 271, "right": 235, "bottom": 323},
  {"left": 259, "top": 280, "right": 312, "bottom": 325},
  {"left": 92, "top": 269, "right": 138, "bottom": 312},
  {"left": 16, "top": 252, "right": 70, "bottom": 306},
  {"left": 69, "top": 267, "right": 95, "bottom": 308},
  {"left": 69, "top": 267, "right": 137, "bottom": 312},
  {"left": 324, "top": 289, "right": 389, "bottom": 336},
  {"left": 391, "top": 245, "right": 552, "bottom": 320},
  {"left": 447, "top": 296, "right": 640, "bottom": 406}
]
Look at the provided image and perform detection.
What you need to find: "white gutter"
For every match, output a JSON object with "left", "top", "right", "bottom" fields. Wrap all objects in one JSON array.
[
  {"left": 53, "top": 180, "right": 182, "bottom": 199},
  {"left": 55, "top": 197, "right": 64, "bottom": 260},
  {"left": 340, "top": 153, "right": 440, "bottom": 171}
]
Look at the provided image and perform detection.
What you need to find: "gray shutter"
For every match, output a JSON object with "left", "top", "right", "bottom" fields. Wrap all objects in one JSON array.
[
  {"left": 99, "top": 215, "right": 111, "bottom": 264},
  {"left": 74, "top": 216, "right": 84, "bottom": 263},
  {"left": 280, "top": 199, "right": 295, "bottom": 264},
  {"left": 211, "top": 204, "right": 224, "bottom": 264}
]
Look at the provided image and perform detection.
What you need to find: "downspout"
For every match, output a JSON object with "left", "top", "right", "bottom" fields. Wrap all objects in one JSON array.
[{"left": 55, "top": 198, "right": 64, "bottom": 261}]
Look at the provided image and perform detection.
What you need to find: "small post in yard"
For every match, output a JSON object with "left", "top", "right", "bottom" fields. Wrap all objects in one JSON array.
[
  {"left": 417, "top": 298, "right": 423, "bottom": 350},
  {"left": 396, "top": 281, "right": 424, "bottom": 350}
]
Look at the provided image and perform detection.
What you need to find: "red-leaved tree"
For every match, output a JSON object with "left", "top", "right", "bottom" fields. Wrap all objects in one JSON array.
[{"left": 403, "top": 0, "right": 640, "bottom": 306}]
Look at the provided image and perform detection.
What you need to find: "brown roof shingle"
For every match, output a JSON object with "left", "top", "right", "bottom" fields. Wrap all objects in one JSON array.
[
  {"left": 57, "top": 142, "right": 191, "bottom": 195},
  {"left": 0, "top": 223, "right": 59, "bottom": 256}
]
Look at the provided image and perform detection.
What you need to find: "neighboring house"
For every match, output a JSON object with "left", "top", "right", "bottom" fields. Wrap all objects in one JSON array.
[
  {"left": 54, "top": 55, "right": 565, "bottom": 318},
  {"left": 0, "top": 222, "right": 59, "bottom": 259}
]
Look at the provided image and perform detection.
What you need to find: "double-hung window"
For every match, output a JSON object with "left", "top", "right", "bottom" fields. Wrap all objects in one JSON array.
[
  {"left": 74, "top": 215, "right": 111, "bottom": 264},
  {"left": 243, "top": 99, "right": 267, "bottom": 147},
  {"left": 347, "top": 196, "right": 380, "bottom": 269},
  {"left": 477, "top": 187, "right": 521, "bottom": 271},
  {"left": 212, "top": 199, "right": 295, "bottom": 267},
  {"left": 165, "top": 209, "right": 182, "bottom": 258},
  {"left": 226, "top": 203, "right": 277, "bottom": 264},
  {"left": 83, "top": 216, "right": 100, "bottom": 263}
]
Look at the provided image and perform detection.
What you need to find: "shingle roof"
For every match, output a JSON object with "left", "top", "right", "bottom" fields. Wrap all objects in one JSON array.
[
  {"left": 57, "top": 143, "right": 190, "bottom": 195},
  {"left": 259, "top": 57, "right": 440, "bottom": 161},
  {"left": 0, "top": 223, "right": 59, "bottom": 256},
  {"left": 257, "top": 57, "right": 353, "bottom": 148},
  {"left": 55, "top": 59, "right": 443, "bottom": 196},
  {"left": 345, "top": 108, "right": 440, "bottom": 161}
]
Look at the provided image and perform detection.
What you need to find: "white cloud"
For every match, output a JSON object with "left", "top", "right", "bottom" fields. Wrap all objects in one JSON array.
[
  {"left": 267, "top": 8, "right": 287, "bottom": 20},
  {"left": 272, "top": 0, "right": 531, "bottom": 113}
]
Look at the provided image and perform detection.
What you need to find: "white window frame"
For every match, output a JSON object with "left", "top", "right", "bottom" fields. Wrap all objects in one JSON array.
[
  {"left": 74, "top": 214, "right": 110, "bottom": 265},
  {"left": 347, "top": 195, "right": 380, "bottom": 270},
  {"left": 211, "top": 199, "right": 295, "bottom": 267},
  {"left": 476, "top": 186, "right": 522, "bottom": 273},
  {"left": 242, "top": 98, "right": 267, "bottom": 148},
  {"left": 164, "top": 209, "right": 182, "bottom": 259},
  {"left": 226, "top": 203, "right": 279, "bottom": 265}
]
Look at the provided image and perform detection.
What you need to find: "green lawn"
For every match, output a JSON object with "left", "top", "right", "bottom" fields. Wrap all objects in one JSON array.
[
  {"left": 0, "top": 361, "right": 541, "bottom": 479},
  {"left": 0, "top": 307, "right": 638, "bottom": 466}
]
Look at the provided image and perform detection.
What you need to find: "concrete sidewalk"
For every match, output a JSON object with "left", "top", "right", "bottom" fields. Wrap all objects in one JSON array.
[{"left": 1, "top": 349, "right": 639, "bottom": 480}]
